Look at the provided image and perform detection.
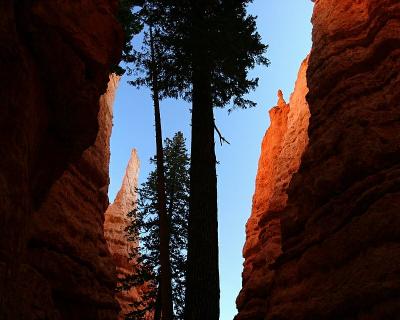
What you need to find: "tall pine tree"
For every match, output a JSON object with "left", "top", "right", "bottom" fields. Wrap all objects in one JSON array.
[
  {"left": 127, "top": 4, "right": 177, "bottom": 318},
  {"left": 136, "top": 2, "right": 269, "bottom": 319},
  {"left": 125, "top": 132, "right": 190, "bottom": 320},
  {"left": 119, "top": 2, "right": 268, "bottom": 318}
]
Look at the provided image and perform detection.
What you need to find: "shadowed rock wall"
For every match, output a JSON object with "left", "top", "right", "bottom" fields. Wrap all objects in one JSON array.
[
  {"left": 0, "top": 1, "right": 122, "bottom": 318},
  {"left": 28, "top": 74, "right": 120, "bottom": 319},
  {"left": 237, "top": 0, "right": 400, "bottom": 319}
]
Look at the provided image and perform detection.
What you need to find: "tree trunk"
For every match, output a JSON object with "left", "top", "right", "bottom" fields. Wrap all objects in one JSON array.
[
  {"left": 184, "top": 5, "right": 220, "bottom": 319},
  {"left": 150, "top": 26, "right": 174, "bottom": 320},
  {"left": 153, "top": 281, "right": 162, "bottom": 320}
]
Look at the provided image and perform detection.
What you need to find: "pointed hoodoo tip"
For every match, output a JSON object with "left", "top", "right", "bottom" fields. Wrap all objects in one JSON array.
[
  {"left": 127, "top": 148, "right": 140, "bottom": 171},
  {"left": 130, "top": 148, "right": 138, "bottom": 159},
  {"left": 277, "top": 89, "right": 287, "bottom": 108}
]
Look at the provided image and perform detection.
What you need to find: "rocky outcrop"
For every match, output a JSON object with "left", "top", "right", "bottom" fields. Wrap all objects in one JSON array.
[
  {"left": 28, "top": 74, "right": 120, "bottom": 319},
  {"left": 236, "top": 57, "right": 310, "bottom": 320},
  {"left": 237, "top": 0, "right": 400, "bottom": 319},
  {"left": 105, "top": 149, "right": 142, "bottom": 319},
  {"left": 0, "top": 0, "right": 122, "bottom": 317}
]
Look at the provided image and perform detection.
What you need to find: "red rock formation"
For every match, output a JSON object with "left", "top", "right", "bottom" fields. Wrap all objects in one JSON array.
[
  {"left": 27, "top": 74, "right": 120, "bottom": 319},
  {"left": 104, "top": 149, "right": 142, "bottom": 319},
  {"left": 236, "top": 57, "right": 310, "bottom": 320},
  {"left": 237, "top": 0, "right": 400, "bottom": 319},
  {"left": 0, "top": 0, "right": 122, "bottom": 314}
]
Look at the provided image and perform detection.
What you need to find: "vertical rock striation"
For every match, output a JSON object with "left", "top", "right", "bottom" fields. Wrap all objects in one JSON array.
[
  {"left": 104, "top": 149, "right": 142, "bottom": 319},
  {"left": 236, "top": 57, "right": 310, "bottom": 320},
  {"left": 27, "top": 74, "right": 120, "bottom": 319},
  {"left": 0, "top": 1, "right": 122, "bottom": 312},
  {"left": 237, "top": 0, "right": 400, "bottom": 319}
]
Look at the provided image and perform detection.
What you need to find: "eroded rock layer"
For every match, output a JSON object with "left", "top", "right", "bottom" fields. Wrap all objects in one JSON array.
[
  {"left": 236, "top": 57, "right": 310, "bottom": 320},
  {"left": 28, "top": 74, "right": 120, "bottom": 319},
  {"left": 237, "top": 0, "right": 400, "bottom": 319},
  {"left": 105, "top": 149, "right": 142, "bottom": 319},
  {"left": 0, "top": 0, "right": 122, "bottom": 314}
]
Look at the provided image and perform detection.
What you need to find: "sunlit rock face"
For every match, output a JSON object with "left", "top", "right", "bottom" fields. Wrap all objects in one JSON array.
[
  {"left": 0, "top": 1, "right": 122, "bottom": 311},
  {"left": 27, "top": 74, "right": 120, "bottom": 319},
  {"left": 104, "top": 149, "right": 143, "bottom": 319},
  {"left": 236, "top": 57, "right": 310, "bottom": 320},
  {"left": 237, "top": 0, "right": 400, "bottom": 319}
]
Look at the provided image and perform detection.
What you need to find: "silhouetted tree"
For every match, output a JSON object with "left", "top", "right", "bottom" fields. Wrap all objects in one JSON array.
[
  {"left": 127, "top": 4, "right": 177, "bottom": 319},
  {"left": 136, "top": 2, "right": 269, "bottom": 319},
  {"left": 124, "top": 132, "right": 190, "bottom": 320},
  {"left": 114, "top": 0, "right": 143, "bottom": 75},
  {"left": 120, "top": 1, "right": 268, "bottom": 318}
]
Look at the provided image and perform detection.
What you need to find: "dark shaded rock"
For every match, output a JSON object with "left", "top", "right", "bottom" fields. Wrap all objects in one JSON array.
[{"left": 0, "top": 1, "right": 122, "bottom": 318}]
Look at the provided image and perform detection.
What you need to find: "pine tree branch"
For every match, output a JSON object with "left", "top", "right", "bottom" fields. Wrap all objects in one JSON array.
[{"left": 214, "top": 123, "right": 230, "bottom": 146}]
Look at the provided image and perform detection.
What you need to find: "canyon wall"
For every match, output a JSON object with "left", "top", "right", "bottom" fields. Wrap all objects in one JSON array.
[
  {"left": 28, "top": 74, "right": 120, "bottom": 319},
  {"left": 104, "top": 149, "right": 143, "bottom": 319},
  {"left": 0, "top": 1, "right": 123, "bottom": 319},
  {"left": 236, "top": 57, "right": 310, "bottom": 320},
  {"left": 237, "top": 0, "right": 400, "bottom": 319}
]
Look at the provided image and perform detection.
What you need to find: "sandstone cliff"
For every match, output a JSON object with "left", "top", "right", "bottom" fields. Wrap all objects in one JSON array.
[
  {"left": 28, "top": 74, "right": 120, "bottom": 319},
  {"left": 0, "top": 0, "right": 122, "bottom": 316},
  {"left": 105, "top": 149, "right": 142, "bottom": 319},
  {"left": 237, "top": 0, "right": 400, "bottom": 319},
  {"left": 236, "top": 57, "right": 310, "bottom": 320}
]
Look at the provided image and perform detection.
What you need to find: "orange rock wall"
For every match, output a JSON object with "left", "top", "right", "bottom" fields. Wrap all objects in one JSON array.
[
  {"left": 236, "top": 57, "right": 310, "bottom": 320},
  {"left": 105, "top": 149, "right": 142, "bottom": 319},
  {"left": 0, "top": 1, "right": 122, "bottom": 318},
  {"left": 237, "top": 0, "right": 400, "bottom": 319},
  {"left": 28, "top": 74, "right": 120, "bottom": 319}
]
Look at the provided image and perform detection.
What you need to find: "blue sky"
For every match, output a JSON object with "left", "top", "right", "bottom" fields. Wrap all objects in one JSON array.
[{"left": 109, "top": 1, "right": 313, "bottom": 319}]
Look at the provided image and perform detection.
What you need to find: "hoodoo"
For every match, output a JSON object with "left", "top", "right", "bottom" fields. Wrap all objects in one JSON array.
[
  {"left": 237, "top": 0, "right": 400, "bottom": 319},
  {"left": 104, "top": 150, "right": 143, "bottom": 319}
]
